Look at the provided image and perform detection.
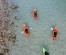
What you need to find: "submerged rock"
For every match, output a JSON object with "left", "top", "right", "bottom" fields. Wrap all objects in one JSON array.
[{"left": 0, "top": 0, "right": 18, "bottom": 55}]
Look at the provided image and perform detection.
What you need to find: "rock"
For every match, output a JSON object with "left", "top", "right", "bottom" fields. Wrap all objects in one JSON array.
[
  {"left": 0, "top": 53, "right": 4, "bottom": 55},
  {"left": 2, "top": 48, "right": 9, "bottom": 53},
  {"left": 11, "top": 4, "right": 19, "bottom": 10}
]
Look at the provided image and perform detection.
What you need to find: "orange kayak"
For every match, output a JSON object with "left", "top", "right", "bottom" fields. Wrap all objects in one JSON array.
[
  {"left": 53, "top": 27, "right": 58, "bottom": 40},
  {"left": 34, "top": 9, "right": 38, "bottom": 20},
  {"left": 23, "top": 24, "right": 30, "bottom": 37}
]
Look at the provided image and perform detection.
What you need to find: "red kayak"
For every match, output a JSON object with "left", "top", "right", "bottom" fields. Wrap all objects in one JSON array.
[
  {"left": 34, "top": 9, "right": 38, "bottom": 20},
  {"left": 23, "top": 24, "right": 30, "bottom": 37},
  {"left": 53, "top": 27, "right": 58, "bottom": 40}
]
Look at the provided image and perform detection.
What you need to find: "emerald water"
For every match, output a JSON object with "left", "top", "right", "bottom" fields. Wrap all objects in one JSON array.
[{"left": 7, "top": 0, "right": 66, "bottom": 55}]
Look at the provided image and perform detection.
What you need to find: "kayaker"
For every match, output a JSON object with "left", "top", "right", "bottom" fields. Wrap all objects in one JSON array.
[
  {"left": 53, "top": 27, "right": 58, "bottom": 40},
  {"left": 25, "top": 29, "right": 28, "bottom": 33},
  {"left": 54, "top": 32, "right": 57, "bottom": 37},
  {"left": 23, "top": 24, "right": 30, "bottom": 37},
  {"left": 34, "top": 9, "right": 38, "bottom": 19}
]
